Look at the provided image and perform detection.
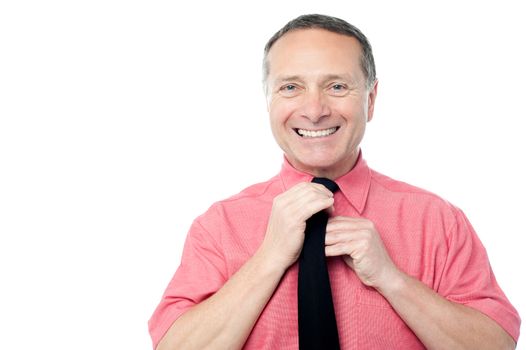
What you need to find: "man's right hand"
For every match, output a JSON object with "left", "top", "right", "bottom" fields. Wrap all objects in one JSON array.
[
  {"left": 258, "top": 181, "right": 335, "bottom": 270},
  {"left": 157, "top": 181, "right": 334, "bottom": 350}
]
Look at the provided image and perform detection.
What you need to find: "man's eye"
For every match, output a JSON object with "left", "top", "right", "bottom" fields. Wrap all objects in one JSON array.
[
  {"left": 328, "top": 83, "right": 349, "bottom": 96},
  {"left": 278, "top": 84, "right": 301, "bottom": 96}
]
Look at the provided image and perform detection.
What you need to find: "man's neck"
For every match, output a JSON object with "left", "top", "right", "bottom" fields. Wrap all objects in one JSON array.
[{"left": 286, "top": 150, "right": 360, "bottom": 180}]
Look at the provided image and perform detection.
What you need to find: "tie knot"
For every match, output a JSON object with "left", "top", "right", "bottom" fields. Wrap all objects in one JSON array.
[{"left": 312, "top": 177, "right": 339, "bottom": 193}]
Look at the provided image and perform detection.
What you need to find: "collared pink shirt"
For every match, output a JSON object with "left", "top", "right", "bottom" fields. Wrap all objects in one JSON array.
[{"left": 149, "top": 153, "right": 520, "bottom": 349}]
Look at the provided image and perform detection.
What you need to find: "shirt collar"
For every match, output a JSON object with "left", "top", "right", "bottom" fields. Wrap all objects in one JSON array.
[{"left": 279, "top": 151, "right": 371, "bottom": 214}]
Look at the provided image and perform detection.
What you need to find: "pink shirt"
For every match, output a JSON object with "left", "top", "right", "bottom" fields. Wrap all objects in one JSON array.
[{"left": 149, "top": 154, "right": 520, "bottom": 349}]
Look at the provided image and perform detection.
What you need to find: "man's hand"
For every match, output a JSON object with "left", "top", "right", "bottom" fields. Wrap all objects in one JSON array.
[
  {"left": 259, "top": 182, "right": 335, "bottom": 271},
  {"left": 325, "top": 216, "right": 401, "bottom": 290},
  {"left": 157, "top": 183, "right": 335, "bottom": 350}
]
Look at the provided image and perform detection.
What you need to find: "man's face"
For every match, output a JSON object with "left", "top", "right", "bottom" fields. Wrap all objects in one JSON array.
[{"left": 266, "top": 28, "right": 377, "bottom": 178}]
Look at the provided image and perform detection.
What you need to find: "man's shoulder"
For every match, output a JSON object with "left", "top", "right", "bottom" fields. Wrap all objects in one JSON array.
[
  {"left": 193, "top": 175, "right": 280, "bottom": 233},
  {"left": 369, "top": 168, "right": 457, "bottom": 211},
  {"left": 370, "top": 169, "right": 433, "bottom": 195},
  {"left": 367, "top": 168, "right": 466, "bottom": 233},
  {"left": 198, "top": 175, "right": 280, "bottom": 216},
  {"left": 222, "top": 175, "right": 282, "bottom": 203}
]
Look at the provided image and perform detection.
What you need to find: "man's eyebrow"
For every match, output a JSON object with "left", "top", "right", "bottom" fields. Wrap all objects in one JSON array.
[
  {"left": 321, "top": 73, "right": 356, "bottom": 83},
  {"left": 274, "top": 74, "right": 358, "bottom": 84},
  {"left": 274, "top": 75, "right": 305, "bottom": 84}
]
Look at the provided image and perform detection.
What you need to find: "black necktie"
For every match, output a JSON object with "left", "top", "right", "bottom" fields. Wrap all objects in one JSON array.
[{"left": 298, "top": 177, "right": 340, "bottom": 350}]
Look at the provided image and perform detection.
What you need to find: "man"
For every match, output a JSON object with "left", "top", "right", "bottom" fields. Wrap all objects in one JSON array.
[{"left": 149, "top": 14, "right": 520, "bottom": 349}]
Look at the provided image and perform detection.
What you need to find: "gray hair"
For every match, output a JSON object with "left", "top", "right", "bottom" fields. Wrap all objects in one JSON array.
[{"left": 263, "top": 14, "right": 377, "bottom": 92}]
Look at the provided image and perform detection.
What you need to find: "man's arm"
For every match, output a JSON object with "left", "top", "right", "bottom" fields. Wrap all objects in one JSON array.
[
  {"left": 156, "top": 182, "right": 335, "bottom": 350},
  {"left": 325, "top": 216, "right": 516, "bottom": 350},
  {"left": 156, "top": 246, "right": 286, "bottom": 350},
  {"left": 380, "top": 272, "right": 516, "bottom": 350}
]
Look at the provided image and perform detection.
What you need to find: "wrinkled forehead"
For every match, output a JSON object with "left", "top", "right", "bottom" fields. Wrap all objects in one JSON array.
[{"left": 266, "top": 29, "right": 365, "bottom": 86}]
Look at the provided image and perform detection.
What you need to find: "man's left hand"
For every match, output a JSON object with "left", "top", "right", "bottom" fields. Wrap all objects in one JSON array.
[{"left": 325, "top": 216, "right": 401, "bottom": 290}]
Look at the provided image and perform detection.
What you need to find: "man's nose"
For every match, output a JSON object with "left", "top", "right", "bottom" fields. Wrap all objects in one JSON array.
[{"left": 300, "top": 90, "right": 330, "bottom": 123}]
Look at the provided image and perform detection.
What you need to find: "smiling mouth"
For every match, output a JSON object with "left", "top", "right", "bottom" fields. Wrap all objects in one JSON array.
[{"left": 294, "top": 127, "right": 339, "bottom": 138}]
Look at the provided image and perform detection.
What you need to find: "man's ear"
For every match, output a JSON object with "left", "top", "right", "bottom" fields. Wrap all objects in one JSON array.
[
  {"left": 263, "top": 82, "right": 271, "bottom": 112},
  {"left": 367, "top": 80, "right": 378, "bottom": 122}
]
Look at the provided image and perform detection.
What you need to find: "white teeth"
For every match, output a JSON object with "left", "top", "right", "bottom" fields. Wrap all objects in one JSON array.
[{"left": 297, "top": 127, "right": 338, "bottom": 138}]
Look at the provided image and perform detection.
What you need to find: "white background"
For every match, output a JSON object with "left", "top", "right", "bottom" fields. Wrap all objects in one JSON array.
[{"left": 1, "top": 0, "right": 524, "bottom": 349}]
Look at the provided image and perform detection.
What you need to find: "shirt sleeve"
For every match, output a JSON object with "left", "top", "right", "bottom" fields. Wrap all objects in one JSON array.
[
  {"left": 148, "top": 217, "right": 227, "bottom": 349},
  {"left": 437, "top": 207, "right": 521, "bottom": 342}
]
